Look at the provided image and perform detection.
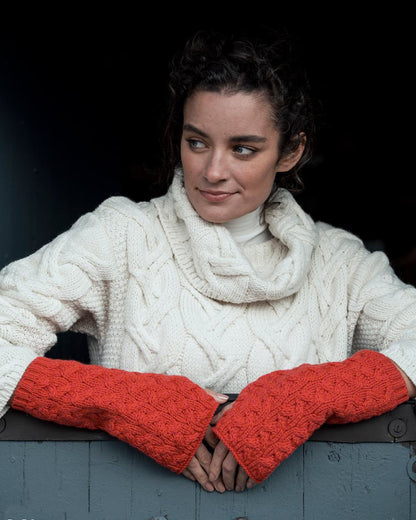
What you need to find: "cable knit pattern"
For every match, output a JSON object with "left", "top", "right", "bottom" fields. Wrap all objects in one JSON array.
[
  {"left": 153, "top": 172, "right": 318, "bottom": 303},
  {"left": 1, "top": 169, "right": 416, "bottom": 417},
  {"left": 213, "top": 350, "right": 409, "bottom": 483},
  {"left": 11, "top": 356, "right": 218, "bottom": 473}
]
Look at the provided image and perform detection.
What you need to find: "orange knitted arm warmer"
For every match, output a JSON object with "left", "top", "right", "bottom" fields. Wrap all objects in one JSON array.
[
  {"left": 213, "top": 350, "right": 409, "bottom": 483},
  {"left": 11, "top": 357, "right": 218, "bottom": 474}
]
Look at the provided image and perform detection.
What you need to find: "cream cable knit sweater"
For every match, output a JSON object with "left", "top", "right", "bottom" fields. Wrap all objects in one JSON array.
[{"left": 1, "top": 171, "right": 416, "bottom": 417}]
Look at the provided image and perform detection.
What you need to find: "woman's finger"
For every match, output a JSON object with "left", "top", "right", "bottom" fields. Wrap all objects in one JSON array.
[
  {"left": 185, "top": 456, "right": 214, "bottom": 492},
  {"left": 194, "top": 443, "right": 212, "bottom": 474},
  {"left": 210, "top": 474, "right": 226, "bottom": 493},
  {"left": 208, "top": 440, "right": 229, "bottom": 482},
  {"left": 182, "top": 468, "right": 196, "bottom": 481},
  {"left": 221, "top": 451, "right": 239, "bottom": 491},
  {"left": 204, "top": 425, "right": 220, "bottom": 449},
  {"left": 246, "top": 477, "right": 258, "bottom": 490},
  {"left": 210, "top": 401, "right": 235, "bottom": 426},
  {"left": 235, "top": 465, "right": 250, "bottom": 492}
]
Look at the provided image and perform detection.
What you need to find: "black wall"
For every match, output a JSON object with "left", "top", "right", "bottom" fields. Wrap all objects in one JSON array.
[{"left": 1, "top": 10, "right": 414, "bottom": 280}]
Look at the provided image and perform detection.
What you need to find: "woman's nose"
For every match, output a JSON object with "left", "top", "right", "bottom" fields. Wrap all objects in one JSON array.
[{"left": 203, "top": 152, "right": 229, "bottom": 183}]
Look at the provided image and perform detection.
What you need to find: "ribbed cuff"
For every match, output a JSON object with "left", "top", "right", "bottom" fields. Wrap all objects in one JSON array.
[{"left": 10, "top": 356, "right": 57, "bottom": 411}]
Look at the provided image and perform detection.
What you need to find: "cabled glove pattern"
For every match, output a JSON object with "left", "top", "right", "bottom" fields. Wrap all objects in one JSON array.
[
  {"left": 213, "top": 350, "right": 409, "bottom": 483},
  {"left": 11, "top": 356, "right": 218, "bottom": 473}
]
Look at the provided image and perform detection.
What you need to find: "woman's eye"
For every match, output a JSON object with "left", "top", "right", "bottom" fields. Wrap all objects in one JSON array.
[
  {"left": 234, "top": 145, "right": 255, "bottom": 156},
  {"left": 187, "top": 138, "right": 205, "bottom": 150}
]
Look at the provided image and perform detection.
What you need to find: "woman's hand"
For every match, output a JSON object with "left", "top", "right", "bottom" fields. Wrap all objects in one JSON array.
[
  {"left": 212, "top": 351, "right": 410, "bottom": 484},
  {"left": 207, "top": 402, "right": 257, "bottom": 492},
  {"left": 209, "top": 440, "right": 254, "bottom": 492},
  {"left": 182, "top": 442, "right": 217, "bottom": 492},
  {"left": 182, "top": 389, "right": 228, "bottom": 492}
]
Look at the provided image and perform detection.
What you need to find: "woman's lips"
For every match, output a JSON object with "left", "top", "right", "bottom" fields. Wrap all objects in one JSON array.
[{"left": 199, "top": 190, "right": 234, "bottom": 202}]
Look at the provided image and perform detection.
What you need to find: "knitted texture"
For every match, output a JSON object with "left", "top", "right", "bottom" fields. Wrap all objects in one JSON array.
[
  {"left": 2, "top": 171, "right": 416, "bottom": 417},
  {"left": 213, "top": 350, "right": 409, "bottom": 483},
  {"left": 11, "top": 357, "right": 218, "bottom": 473}
]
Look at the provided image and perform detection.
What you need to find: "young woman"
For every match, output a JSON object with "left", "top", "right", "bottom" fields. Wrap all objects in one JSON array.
[{"left": 1, "top": 28, "right": 415, "bottom": 494}]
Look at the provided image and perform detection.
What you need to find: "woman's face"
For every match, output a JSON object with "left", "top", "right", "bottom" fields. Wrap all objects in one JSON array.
[{"left": 181, "top": 90, "right": 300, "bottom": 223}]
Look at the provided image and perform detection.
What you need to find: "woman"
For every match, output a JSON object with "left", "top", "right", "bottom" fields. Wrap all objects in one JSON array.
[{"left": 1, "top": 28, "right": 415, "bottom": 494}]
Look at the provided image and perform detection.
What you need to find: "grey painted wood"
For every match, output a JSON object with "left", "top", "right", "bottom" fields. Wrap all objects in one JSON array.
[
  {"left": 198, "top": 447, "right": 304, "bottom": 520},
  {"left": 303, "top": 442, "right": 412, "bottom": 519},
  {"left": 89, "top": 442, "right": 196, "bottom": 520},
  {"left": 1, "top": 439, "right": 414, "bottom": 519},
  {"left": 0, "top": 441, "right": 90, "bottom": 520}
]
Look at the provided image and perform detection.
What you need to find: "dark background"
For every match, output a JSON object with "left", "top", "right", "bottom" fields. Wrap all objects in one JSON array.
[{"left": 1, "top": 8, "right": 414, "bottom": 281}]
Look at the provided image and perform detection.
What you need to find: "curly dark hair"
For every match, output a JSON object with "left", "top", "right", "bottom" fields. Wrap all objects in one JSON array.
[{"left": 159, "top": 27, "right": 316, "bottom": 196}]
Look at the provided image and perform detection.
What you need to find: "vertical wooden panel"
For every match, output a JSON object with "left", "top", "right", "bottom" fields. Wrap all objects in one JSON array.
[
  {"left": 25, "top": 441, "right": 89, "bottom": 519},
  {"left": 88, "top": 441, "right": 135, "bottom": 519},
  {"left": 304, "top": 442, "right": 411, "bottom": 520},
  {"left": 129, "top": 446, "right": 197, "bottom": 520},
  {"left": 244, "top": 446, "right": 304, "bottom": 519},
  {"left": 350, "top": 443, "right": 410, "bottom": 518},
  {"left": 54, "top": 441, "right": 91, "bottom": 518},
  {"left": 197, "top": 482, "right": 248, "bottom": 520},
  {"left": 0, "top": 441, "right": 25, "bottom": 515},
  {"left": 0, "top": 441, "right": 89, "bottom": 519},
  {"left": 198, "top": 446, "right": 304, "bottom": 520},
  {"left": 89, "top": 440, "right": 197, "bottom": 520},
  {"left": 408, "top": 446, "right": 416, "bottom": 519}
]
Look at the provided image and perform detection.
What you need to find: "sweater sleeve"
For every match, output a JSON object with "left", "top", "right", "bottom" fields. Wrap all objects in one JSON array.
[
  {"left": 0, "top": 204, "right": 118, "bottom": 417},
  {"left": 342, "top": 234, "right": 416, "bottom": 386}
]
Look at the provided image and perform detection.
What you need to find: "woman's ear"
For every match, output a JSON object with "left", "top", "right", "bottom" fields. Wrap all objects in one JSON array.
[{"left": 275, "top": 133, "right": 306, "bottom": 172}]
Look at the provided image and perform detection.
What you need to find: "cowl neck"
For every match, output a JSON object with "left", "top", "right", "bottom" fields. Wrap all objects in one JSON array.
[{"left": 153, "top": 170, "right": 318, "bottom": 303}]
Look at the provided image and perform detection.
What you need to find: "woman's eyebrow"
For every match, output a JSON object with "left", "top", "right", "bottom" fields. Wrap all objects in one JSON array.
[
  {"left": 230, "top": 135, "right": 267, "bottom": 143},
  {"left": 182, "top": 124, "right": 209, "bottom": 138},
  {"left": 183, "top": 124, "right": 267, "bottom": 143}
]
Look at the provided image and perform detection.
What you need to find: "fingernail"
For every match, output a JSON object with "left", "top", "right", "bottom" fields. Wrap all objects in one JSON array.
[
  {"left": 216, "top": 482, "right": 225, "bottom": 493},
  {"left": 205, "top": 483, "right": 214, "bottom": 492},
  {"left": 216, "top": 394, "right": 229, "bottom": 401}
]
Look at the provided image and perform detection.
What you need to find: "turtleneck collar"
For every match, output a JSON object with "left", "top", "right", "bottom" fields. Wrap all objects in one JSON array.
[
  {"left": 223, "top": 206, "right": 273, "bottom": 246},
  {"left": 152, "top": 169, "right": 318, "bottom": 304}
]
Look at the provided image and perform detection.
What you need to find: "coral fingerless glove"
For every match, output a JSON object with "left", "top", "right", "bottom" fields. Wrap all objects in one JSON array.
[
  {"left": 212, "top": 350, "right": 409, "bottom": 483},
  {"left": 11, "top": 357, "right": 218, "bottom": 474}
]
